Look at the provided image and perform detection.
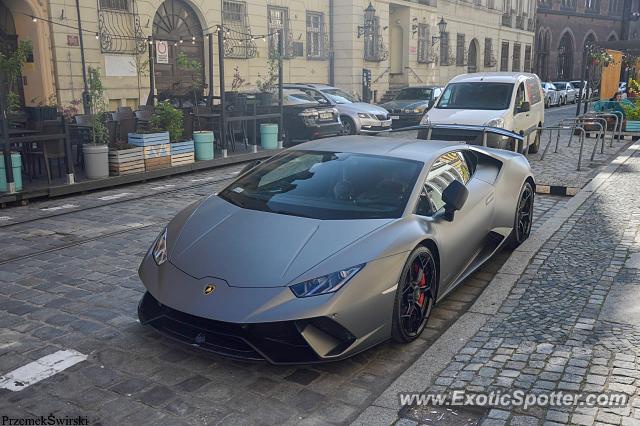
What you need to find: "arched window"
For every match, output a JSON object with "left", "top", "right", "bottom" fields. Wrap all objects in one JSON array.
[
  {"left": 557, "top": 31, "right": 574, "bottom": 79},
  {"left": 535, "top": 30, "right": 550, "bottom": 80}
]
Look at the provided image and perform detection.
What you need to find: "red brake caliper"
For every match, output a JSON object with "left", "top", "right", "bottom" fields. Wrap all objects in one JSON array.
[{"left": 417, "top": 266, "right": 427, "bottom": 307}]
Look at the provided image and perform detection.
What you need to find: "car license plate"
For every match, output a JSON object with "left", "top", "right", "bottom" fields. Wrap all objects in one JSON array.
[
  {"left": 391, "top": 115, "right": 400, "bottom": 120},
  {"left": 319, "top": 112, "right": 333, "bottom": 120}
]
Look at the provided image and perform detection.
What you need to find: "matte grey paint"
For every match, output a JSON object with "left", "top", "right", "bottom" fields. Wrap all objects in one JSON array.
[{"left": 139, "top": 135, "right": 534, "bottom": 361}]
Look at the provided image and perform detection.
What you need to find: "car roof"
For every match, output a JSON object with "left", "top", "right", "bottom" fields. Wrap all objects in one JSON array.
[
  {"left": 398, "top": 85, "right": 441, "bottom": 89},
  {"left": 448, "top": 72, "right": 537, "bottom": 84},
  {"left": 285, "top": 83, "right": 333, "bottom": 89},
  {"left": 292, "top": 135, "right": 465, "bottom": 162}
]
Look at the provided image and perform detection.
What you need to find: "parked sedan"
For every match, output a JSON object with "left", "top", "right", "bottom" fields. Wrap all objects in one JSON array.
[
  {"left": 379, "top": 86, "right": 443, "bottom": 128},
  {"left": 138, "top": 135, "right": 535, "bottom": 363},
  {"left": 570, "top": 80, "right": 593, "bottom": 100},
  {"left": 281, "top": 90, "right": 343, "bottom": 147},
  {"left": 284, "top": 83, "right": 392, "bottom": 135},
  {"left": 541, "top": 82, "right": 561, "bottom": 107},
  {"left": 553, "top": 81, "right": 578, "bottom": 105}
]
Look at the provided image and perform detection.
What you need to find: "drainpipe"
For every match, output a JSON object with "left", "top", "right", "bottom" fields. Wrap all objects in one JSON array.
[
  {"left": 75, "top": 0, "right": 90, "bottom": 114},
  {"left": 329, "top": 0, "right": 335, "bottom": 86}
]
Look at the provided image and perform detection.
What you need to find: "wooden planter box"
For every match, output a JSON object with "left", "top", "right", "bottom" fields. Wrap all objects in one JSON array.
[
  {"left": 108, "top": 147, "right": 145, "bottom": 176},
  {"left": 129, "top": 132, "right": 171, "bottom": 171},
  {"left": 170, "top": 140, "right": 195, "bottom": 167},
  {"left": 625, "top": 120, "right": 640, "bottom": 133}
]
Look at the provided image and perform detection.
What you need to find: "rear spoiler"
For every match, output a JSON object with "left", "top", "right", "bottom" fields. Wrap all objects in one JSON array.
[{"left": 389, "top": 123, "right": 524, "bottom": 142}]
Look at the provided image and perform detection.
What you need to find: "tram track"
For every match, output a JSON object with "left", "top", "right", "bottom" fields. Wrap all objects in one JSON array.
[{"left": 0, "top": 173, "right": 238, "bottom": 229}]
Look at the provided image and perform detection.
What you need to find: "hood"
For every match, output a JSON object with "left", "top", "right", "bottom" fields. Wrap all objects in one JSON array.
[
  {"left": 169, "top": 196, "right": 393, "bottom": 287},
  {"left": 336, "top": 102, "right": 389, "bottom": 115},
  {"left": 381, "top": 100, "right": 430, "bottom": 111},
  {"left": 428, "top": 108, "right": 508, "bottom": 126}
]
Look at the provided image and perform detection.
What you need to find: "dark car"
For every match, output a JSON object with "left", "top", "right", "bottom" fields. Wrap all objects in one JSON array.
[
  {"left": 380, "top": 86, "right": 443, "bottom": 129},
  {"left": 281, "top": 90, "right": 343, "bottom": 147}
]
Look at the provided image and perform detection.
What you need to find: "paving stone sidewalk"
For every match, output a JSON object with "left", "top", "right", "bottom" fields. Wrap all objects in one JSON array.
[{"left": 398, "top": 146, "right": 640, "bottom": 425}]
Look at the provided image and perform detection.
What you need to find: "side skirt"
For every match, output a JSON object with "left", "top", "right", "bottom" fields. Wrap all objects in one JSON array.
[{"left": 435, "top": 231, "right": 507, "bottom": 303}]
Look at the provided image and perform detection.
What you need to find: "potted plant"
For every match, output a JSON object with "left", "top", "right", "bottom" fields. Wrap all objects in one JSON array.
[
  {"left": 128, "top": 101, "right": 178, "bottom": 171},
  {"left": 83, "top": 67, "right": 110, "bottom": 179},
  {"left": 622, "top": 100, "right": 640, "bottom": 137},
  {"left": 151, "top": 101, "right": 195, "bottom": 167},
  {"left": 255, "top": 57, "right": 279, "bottom": 106}
]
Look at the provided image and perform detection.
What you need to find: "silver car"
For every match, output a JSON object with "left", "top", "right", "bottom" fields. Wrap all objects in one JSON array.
[
  {"left": 284, "top": 83, "right": 392, "bottom": 135},
  {"left": 541, "top": 82, "right": 561, "bottom": 108},
  {"left": 138, "top": 134, "right": 535, "bottom": 364},
  {"left": 553, "top": 81, "right": 578, "bottom": 105}
]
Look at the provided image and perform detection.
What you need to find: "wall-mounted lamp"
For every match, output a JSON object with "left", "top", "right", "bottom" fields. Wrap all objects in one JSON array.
[
  {"left": 357, "top": 2, "right": 376, "bottom": 38},
  {"left": 412, "top": 17, "right": 419, "bottom": 37},
  {"left": 431, "top": 17, "right": 447, "bottom": 46}
]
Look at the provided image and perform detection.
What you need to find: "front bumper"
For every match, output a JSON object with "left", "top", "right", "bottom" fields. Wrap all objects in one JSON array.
[
  {"left": 359, "top": 118, "right": 392, "bottom": 134},
  {"left": 417, "top": 128, "right": 516, "bottom": 150},
  {"left": 137, "top": 250, "right": 405, "bottom": 363},
  {"left": 390, "top": 114, "right": 423, "bottom": 129},
  {"left": 138, "top": 292, "right": 357, "bottom": 364}
]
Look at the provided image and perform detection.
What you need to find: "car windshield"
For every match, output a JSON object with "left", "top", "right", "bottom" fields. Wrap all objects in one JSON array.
[
  {"left": 395, "top": 88, "right": 433, "bottom": 101},
  {"left": 553, "top": 82, "right": 567, "bottom": 88},
  {"left": 571, "top": 81, "right": 584, "bottom": 89},
  {"left": 436, "top": 82, "right": 514, "bottom": 110},
  {"left": 321, "top": 88, "right": 359, "bottom": 104},
  {"left": 543, "top": 83, "right": 556, "bottom": 90},
  {"left": 218, "top": 150, "right": 422, "bottom": 220}
]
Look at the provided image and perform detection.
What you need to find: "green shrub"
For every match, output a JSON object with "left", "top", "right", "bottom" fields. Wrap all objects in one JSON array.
[{"left": 150, "top": 101, "right": 184, "bottom": 142}]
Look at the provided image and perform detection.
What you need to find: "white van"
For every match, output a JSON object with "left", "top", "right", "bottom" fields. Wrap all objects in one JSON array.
[{"left": 419, "top": 72, "right": 545, "bottom": 153}]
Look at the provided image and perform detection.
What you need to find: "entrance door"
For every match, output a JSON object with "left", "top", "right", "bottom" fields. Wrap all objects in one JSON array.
[
  {"left": 152, "top": 0, "right": 204, "bottom": 103},
  {"left": 390, "top": 24, "right": 404, "bottom": 74}
]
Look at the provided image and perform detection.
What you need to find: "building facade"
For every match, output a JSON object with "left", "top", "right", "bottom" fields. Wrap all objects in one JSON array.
[
  {"left": 1, "top": 0, "right": 535, "bottom": 112},
  {"left": 534, "top": 0, "right": 638, "bottom": 82}
]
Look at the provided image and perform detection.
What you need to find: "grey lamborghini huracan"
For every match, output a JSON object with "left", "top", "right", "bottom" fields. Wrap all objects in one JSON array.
[{"left": 138, "top": 134, "right": 535, "bottom": 364}]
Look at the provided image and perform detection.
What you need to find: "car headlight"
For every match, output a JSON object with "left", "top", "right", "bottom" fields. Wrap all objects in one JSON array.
[
  {"left": 289, "top": 264, "right": 365, "bottom": 298},
  {"left": 152, "top": 228, "right": 168, "bottom": 265},
  {"left": 419, "top": 114, "right": 431, "bottom": 126},
  {"left": 485, "top": 118, "right": 505, "bottom": 128},
  {"left": 357, "top": 113, "right": 370, "bottom": 119}
]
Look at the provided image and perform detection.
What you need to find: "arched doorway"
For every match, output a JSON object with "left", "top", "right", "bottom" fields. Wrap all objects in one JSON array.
[
  {"left": 152, "top": 0, "right": 205, "bottom": 103},
  {"left": 468, "top": 39, "right": 479, "bottom": 73},
  {"left": 557, "top": 31, "right": 574, "bottom": 80}
]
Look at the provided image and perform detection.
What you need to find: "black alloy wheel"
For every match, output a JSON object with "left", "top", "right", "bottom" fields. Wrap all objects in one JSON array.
[
  {"left": 392, "top": 246, "right": 437, "bottom": 342},
  {"left": 506, "top": 181, "right": 534, "bottom": 249}
]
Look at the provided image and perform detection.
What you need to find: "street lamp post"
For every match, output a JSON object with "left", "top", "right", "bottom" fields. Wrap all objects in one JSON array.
[{"left": 431, "top": 17, "right": 448, "bottom": 46}]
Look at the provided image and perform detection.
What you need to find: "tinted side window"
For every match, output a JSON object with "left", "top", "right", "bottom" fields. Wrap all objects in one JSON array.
[
  {"left": 515, "top": 83, "right": 526, "bottom": 111},
  {"left": 416, "top": 151, "right": 472, "bottom": 215}
]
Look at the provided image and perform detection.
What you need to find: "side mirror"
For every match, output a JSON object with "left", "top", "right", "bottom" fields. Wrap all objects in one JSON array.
[
  {"left": 519, "top": 101, "right": 531, "bottom": 113},
  {"left": 441, "top": 180, "right": 469, "bottom": 222},
  {"left": 239, "top": 160, "right": 262, "bottom": 175}
]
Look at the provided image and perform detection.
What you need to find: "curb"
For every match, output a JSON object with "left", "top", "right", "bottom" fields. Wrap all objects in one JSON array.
[
  {"left": 351, "top": 142, "right": 640, "bottom": 425},
  {"left": 535, "top": 184, "right": 579, "bottom": 196}
]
